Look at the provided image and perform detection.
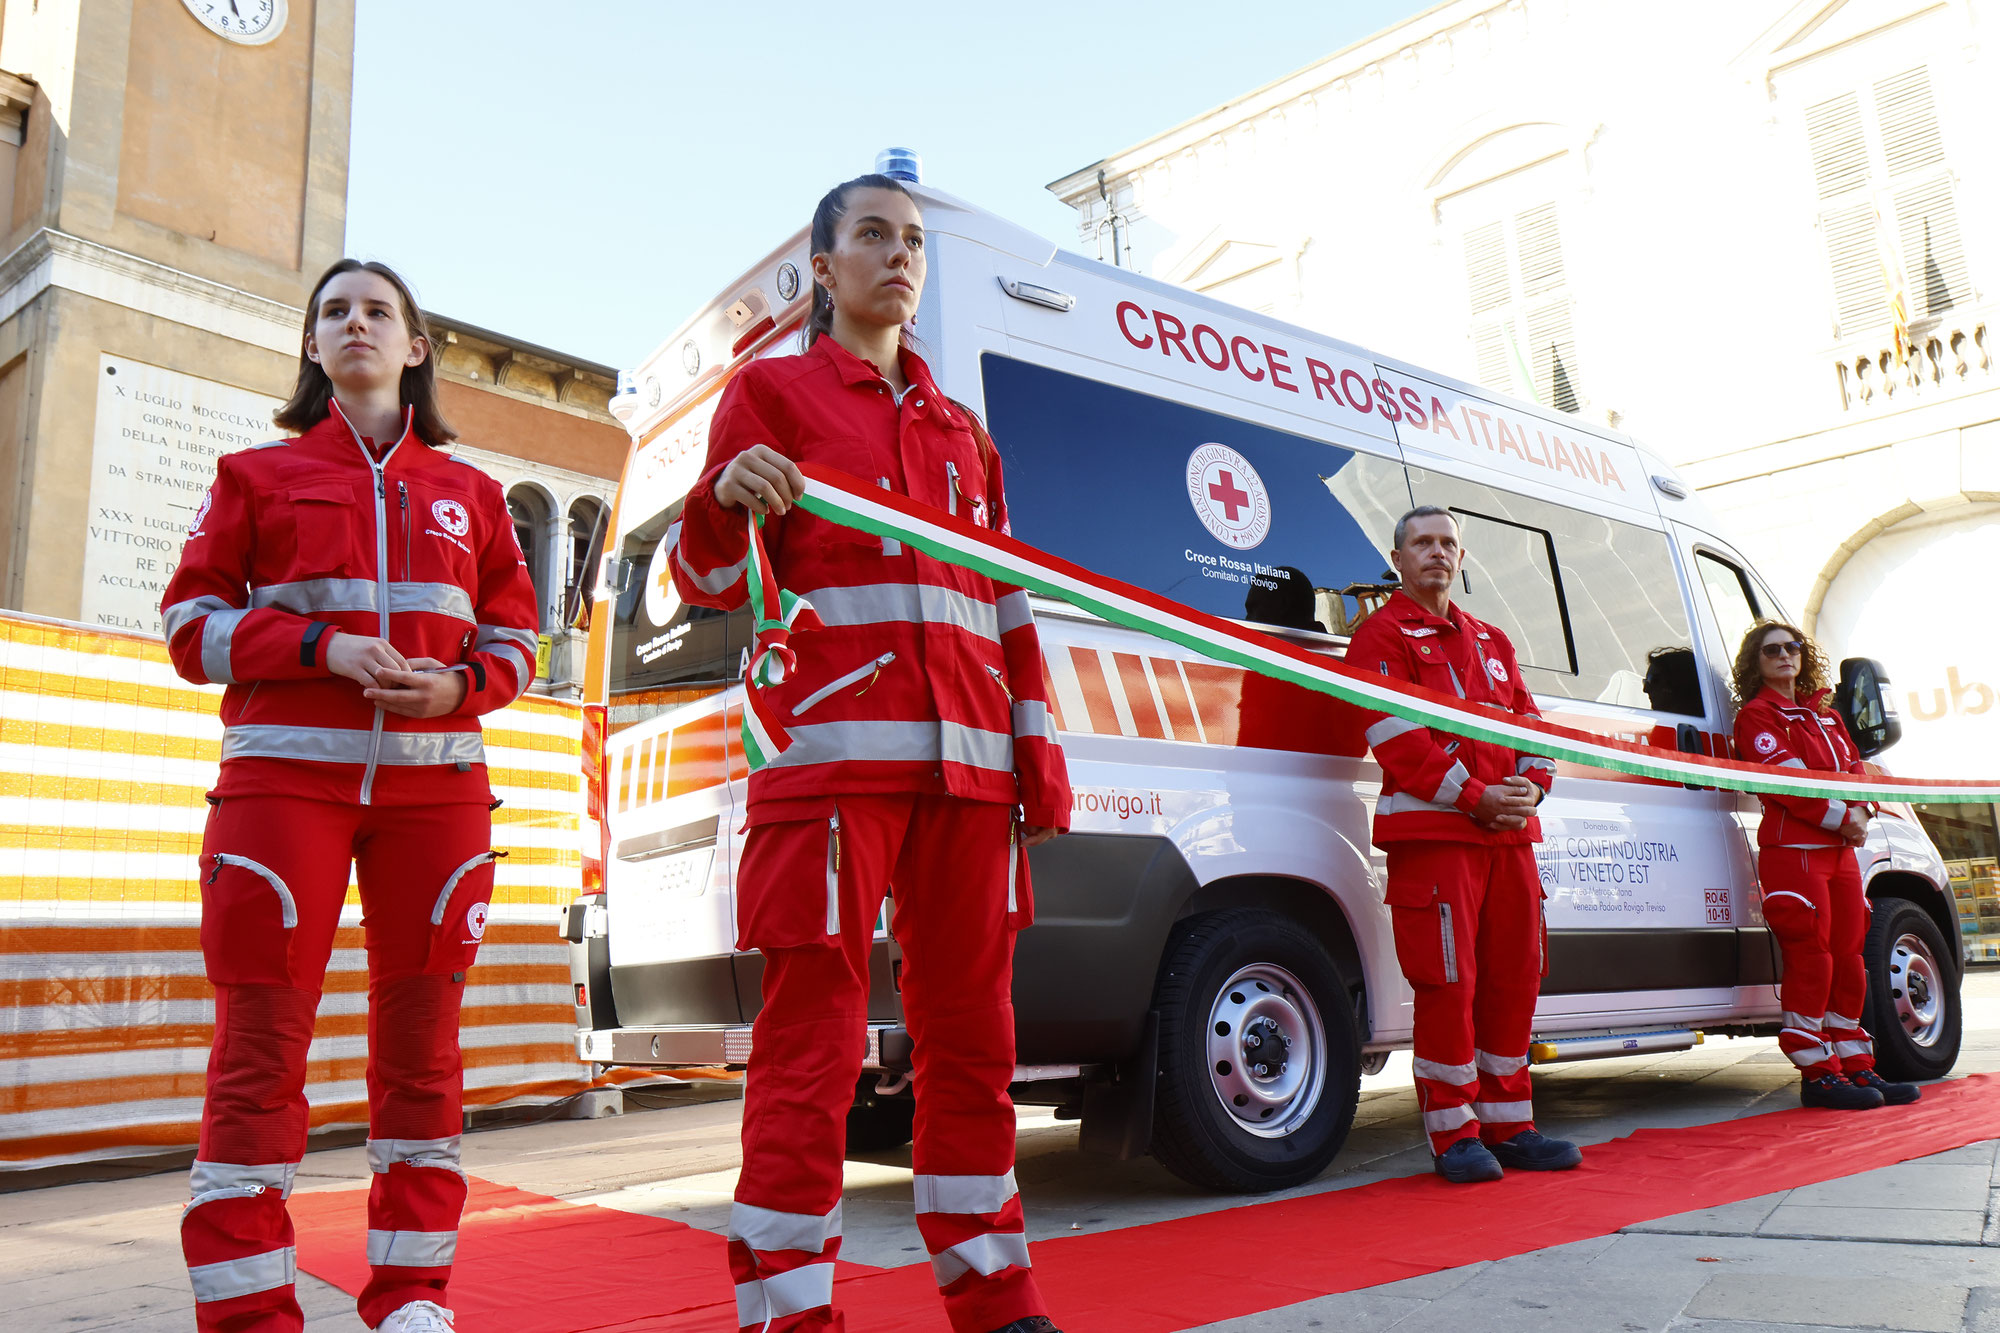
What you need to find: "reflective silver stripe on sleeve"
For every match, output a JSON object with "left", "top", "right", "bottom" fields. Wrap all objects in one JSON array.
[
  {"left": 1777, "top": 757, "right": 1808, "bottom": 769},
  {"left": 806, "top": 582, "right": 1001, "bottom": 643},
  {"left": 430, "top": 852, "right": 498, "bottom": 926},
  {"left": 1823, "top": 1011, "right": 1860, "bottom": 1031},
  {"left": 222, "top": 725, "right": 485, "bottom": 768},
  {"left": 367, "top": 1135, "right": 463, "bottom": 1174},
  {"left": 475, "top": 623, "right": 539, "bottom": 658},
  {"left": 1412, "top": 1057, "right": 1476, "bottom": 1085},
  {"left": 1819, "top": 801, "right": 1848, "bottom": 831},
  {"left": 202, "top": 608, "right": 250, "bottom": 684},
  {"left": 675, "top": 545, "right": 749, "bottom": 595},
  {"left": 1471, "top": 1100, "right": 1534, "bottom": 1123},
  {"left": 930, "top": 1231, "right": 1031, "bottom": 1286},
  {"left": 1365, "top": 716, "right": 1425, "bottom": 747},
  {"left": 728, "top": 1201, "right": 842, "bottom": 1254},
  {"left": 163, "top": 595, "right": 235, "bottom": 643},
  {"left": 1474, "top": 1049, "right": 1530, "bottom": 1077},
  {"left": 1377, "top": 791, "right": 1462, "bottom": 817},
  {"left": 913, "top": 1171, "right": 1017, "bottom": 1216},
  {"left": 735, "top": 1262, "right": 835, "bottom": 1326},
  {"left": 1516, "top": 756, "right": 1556, "bottom": 777},
  {"left": 1421, "top": 1104, "right": 1476, "bottom": 1134},
  {"left": 764, "top": 721, "right": 1013, "bottom": 775},
  {"left": 1434, "top": 760, "right": 1471, "bottom": 808},
  {"left": 995, "top": 589, "right": 1032, "bottom": 634},
  {"left": 190, "top": 1159, "right": 298, "bottom": 1200},
  {"left": 248, "top": 579, "right": 475, "bottom": 623},
  {"left": 365, "top": 1229, "right": 457, "bottom": 1268},
  {"left": 1781, "top": 1011, "right": 1824, "bottom": 1032},
  {"left": 187, "top": 1247, "right": 295, "bottom": 1304},
  {"left": 1011, "top": 699, "right": 1054, "bottom": 743}
]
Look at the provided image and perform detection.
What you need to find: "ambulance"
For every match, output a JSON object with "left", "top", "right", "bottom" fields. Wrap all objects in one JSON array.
[{"left": 565, "top": 173, "right": 1962, "bottom": 1193}]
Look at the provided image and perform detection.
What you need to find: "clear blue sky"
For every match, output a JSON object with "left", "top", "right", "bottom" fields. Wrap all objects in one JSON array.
[{"left": 346, "top": 1, "right": 1434, "bottom": 371}]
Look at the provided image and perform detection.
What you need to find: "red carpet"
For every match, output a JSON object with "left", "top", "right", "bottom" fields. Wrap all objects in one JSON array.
[{"left": 294, "top": 1072, "right": 2000, "bottom": 1331}]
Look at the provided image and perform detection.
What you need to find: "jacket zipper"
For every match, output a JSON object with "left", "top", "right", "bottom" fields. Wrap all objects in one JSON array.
[
  {"left": 207, "top": 853, "right": 299, "bottom": 928},
  {"left": 946, "top": 461, "right": 960, "bottom": 517},
  {"left": 398, "top": 481, "right": 411, "bottom": 581},
  {"left": 825, "top": 811, "right": 841, "bottom": 935},
  {"left": 794, "top": 652, "right": 894, "bottom": 714},
  {"left": 183, "top": 1183, "right": 266, "bottom": 1219}
]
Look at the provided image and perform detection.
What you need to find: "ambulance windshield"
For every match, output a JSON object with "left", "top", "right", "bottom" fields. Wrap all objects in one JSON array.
[{"left": 981, "top": 354, "right": 1411, "bottom": 638}]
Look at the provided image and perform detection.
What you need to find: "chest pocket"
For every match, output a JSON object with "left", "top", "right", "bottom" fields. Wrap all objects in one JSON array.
[
  {"left": 404, "top": 480, "right": 479, "bottom": 585},
  {"left": 935, "top": 425, "right": 991, "bottom": 528},
  {"left": 278, "top": 481, "right": 362, "bottom": 579}
]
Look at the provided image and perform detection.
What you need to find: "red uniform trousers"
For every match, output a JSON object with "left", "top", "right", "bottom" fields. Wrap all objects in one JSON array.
[
  {"left": 729, "top": 793, "right": 1042, "bottom": 1333},
  {"left": 1758, "top": 846, "right": 1876, "bottom": 1078},
  {"left": 1385, "top": 841, "right": 1545, "bottom": 1155},
  {"left": 181, "top": 794, "right": 497, "bottom": 1333}
]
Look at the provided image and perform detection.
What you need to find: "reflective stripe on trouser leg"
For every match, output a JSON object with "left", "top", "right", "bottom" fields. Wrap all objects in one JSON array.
[
  {"left": 187, "top": 1247, "right": 297, "bottom": 1304},
  {"left": 932, "top": 1231, "right": 1032, "bottom": 1287},
  {"left": 736, "top": 1262, "right": 837, "bottom": 1329},
  {"left": 726, "top": 1202, "right": 843, "bottom": 1331}
]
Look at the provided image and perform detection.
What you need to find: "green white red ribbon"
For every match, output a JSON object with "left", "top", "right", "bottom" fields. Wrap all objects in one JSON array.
[
  {"left": 740, "top": 512, "right": 823, "bottom": 771},
  {"left": 786, "top": 462, "right": 2000, "bottom": 805}
]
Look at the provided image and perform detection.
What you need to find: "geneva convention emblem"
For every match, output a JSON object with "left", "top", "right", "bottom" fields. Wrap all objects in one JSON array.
[
  {"left": 466, "top": 901, "right": 489, "bottom": 942},
  {"left": 432, "top": 498, "right": 470, "bottom": 537},
  {"left": 1186, "top": 443, "right": 1272, "bottom": 551}
]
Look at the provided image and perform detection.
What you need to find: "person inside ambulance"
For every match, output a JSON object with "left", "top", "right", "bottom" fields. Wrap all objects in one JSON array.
[
  {"left": 1732, "top": 622, "right": 1921, "bottom": 1110},
  {"left": 1347, "top": 506, "right": 1583, "bottom": 1183},
  {"left": 671, "top": 174, "right": 1071, "bottom": 1333},
  {"left": 160, "top": 260, "right": 539, "bottom": 1333}
]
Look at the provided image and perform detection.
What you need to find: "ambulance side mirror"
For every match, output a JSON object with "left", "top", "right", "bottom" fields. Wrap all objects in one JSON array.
[{"left": 1836, "top": 657, "right": 1901, "bottom": 757}]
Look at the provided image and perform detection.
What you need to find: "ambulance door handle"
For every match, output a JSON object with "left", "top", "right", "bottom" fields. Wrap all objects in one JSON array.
[{"left": 998, "top": 278, "right": 1076, "bottom": 312}]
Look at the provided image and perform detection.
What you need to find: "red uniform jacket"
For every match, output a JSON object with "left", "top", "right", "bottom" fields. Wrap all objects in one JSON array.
[
  {"left": 160, "top": 403, "right": 540, "bottom": 806},
  {"left": 1733, "top": 687, "right": 1873, "bottom": 848},
  {"left": 1345, "top": 591, "right": 1555, "bottom": 846},
  {"left": 672, "top": 337, "right": 1071, "bottom": 829}
]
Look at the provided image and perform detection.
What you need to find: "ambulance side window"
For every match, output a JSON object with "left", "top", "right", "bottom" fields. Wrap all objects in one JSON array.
[
  {"left": 1409, "top": 470, "right": 1698, "bottom": 713},
  {"left": 606, "top": 503, "right": 751, "bottom": 722},
  {"left": 979, "top": 353, "right": 1413, "bottom": 633}
]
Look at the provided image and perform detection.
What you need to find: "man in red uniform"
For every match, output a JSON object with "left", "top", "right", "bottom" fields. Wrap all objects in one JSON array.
[{"left": 1346, "top": 506, "right": 1582, "bottom": 1183}]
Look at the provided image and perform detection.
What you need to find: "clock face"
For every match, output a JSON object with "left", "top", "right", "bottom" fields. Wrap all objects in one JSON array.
[{"left": 180, "top": 0, "right": 288, "bottom": 45}]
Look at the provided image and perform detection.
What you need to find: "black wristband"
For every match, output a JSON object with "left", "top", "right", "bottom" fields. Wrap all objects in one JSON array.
[{"left": 300, "top": 621, "right": 333, "bottom": 668}]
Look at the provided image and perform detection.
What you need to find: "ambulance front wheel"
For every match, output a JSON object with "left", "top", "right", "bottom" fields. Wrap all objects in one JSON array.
[
  {"left": 1863, "top": 896, "right": 1960, "bottom": 1082},
  {"left": 1149, "top": 908, "right": 1361, "bottom": 1193}
]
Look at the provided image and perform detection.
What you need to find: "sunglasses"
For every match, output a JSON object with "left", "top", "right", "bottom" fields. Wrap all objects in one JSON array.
[{"left": 1760, "top": 640, "right": 1804, "bottom": 659}]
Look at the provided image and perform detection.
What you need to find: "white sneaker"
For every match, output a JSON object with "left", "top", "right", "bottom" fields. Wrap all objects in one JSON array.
[{"left": 378, "top": 1300, "right": 456, "bottom": 1332}]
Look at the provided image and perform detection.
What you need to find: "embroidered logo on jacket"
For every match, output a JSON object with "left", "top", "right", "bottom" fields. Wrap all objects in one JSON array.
[
  {"left": 464, "top": 901, "right": 488, "bottom": 943},
  {"left": 432, "top": 499, "right": 470, "bottom": 537},
  {"left": 1486, "top": 659, "right": 1510, "bottom": 682},
  {"left": 1753, "top": 732, "right": 1779, "bottom": 755},
  {"left": 188, "top": 490, "right": 213, "bottom": 537}
]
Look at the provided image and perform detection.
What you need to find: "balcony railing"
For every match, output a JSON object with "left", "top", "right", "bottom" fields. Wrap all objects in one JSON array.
[{"left": 1834, "top": 317, "right": 1991, "bottom": 411}]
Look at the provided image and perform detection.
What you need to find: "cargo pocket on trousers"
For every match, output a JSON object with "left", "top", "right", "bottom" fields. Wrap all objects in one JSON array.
[
  {"left": 734, "top": 812, "right": 843, "bottom": 952},
  {"left": 425, "top": 850, "right": 503, "bottom": 974},
  {"left": 201, "top": 853, "right": 300, "bottom": 986},
  {"left": 1387, "top": 883, "right": 1459, "bottom": 989}
]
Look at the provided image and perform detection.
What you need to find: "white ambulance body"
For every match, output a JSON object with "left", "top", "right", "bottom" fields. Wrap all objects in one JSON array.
[{"left": 569, "top": 183, "right": 1961, "bottom": 1192}]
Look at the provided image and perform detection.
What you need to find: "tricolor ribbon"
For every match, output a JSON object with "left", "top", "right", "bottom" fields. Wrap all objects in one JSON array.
[
  {"left": 739, "top": 511, "right": 825, "bottom": 770},
  {"left": 785, "top": 462, "right": 1999, "bottom": 805}
]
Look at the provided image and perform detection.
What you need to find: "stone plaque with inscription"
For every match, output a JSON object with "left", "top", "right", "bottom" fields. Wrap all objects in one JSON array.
[{"left": 84, "top": 354, "right": 280, "bottom": 636}]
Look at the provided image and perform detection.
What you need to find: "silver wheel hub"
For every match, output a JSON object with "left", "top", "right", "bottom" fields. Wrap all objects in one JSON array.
[
  {"left": 1890, "top": 931, "right": 1943, "bottom": 1048},
  {"left": 1205, "top": 962, "right": 1327, "bottom": 1138}
]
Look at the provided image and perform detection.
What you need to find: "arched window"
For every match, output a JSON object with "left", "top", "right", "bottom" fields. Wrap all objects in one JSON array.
[
  {"left": 506, "top": 483, "right": 554, "bottom": 632},
  {"left": 564, "top": 495, "right": 606, "bottom": 628}
]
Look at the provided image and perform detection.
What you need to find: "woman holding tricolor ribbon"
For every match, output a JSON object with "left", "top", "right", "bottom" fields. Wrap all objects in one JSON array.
[
  {"left": 1733, "top": 621, "right": 1920, "bottom": 1111},
  {"left": 671, "top": 173, "right": 1071, "bottom": 1333}
]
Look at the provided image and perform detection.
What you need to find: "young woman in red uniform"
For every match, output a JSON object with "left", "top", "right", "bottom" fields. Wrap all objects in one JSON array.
[
  {"left": 1732, "top": 621, "right": 1920, "bottom": 1110},
  {"left": 162, "top": 260, "right": 540, "bottom": 1333},
  {"left": 672, "top": 174, "right": 1071, "bottom": 1333}
]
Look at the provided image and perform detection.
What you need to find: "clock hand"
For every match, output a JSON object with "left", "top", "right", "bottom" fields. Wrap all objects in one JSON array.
[{"left": 227, "top": 0, "right": 242, "bottom": 16}]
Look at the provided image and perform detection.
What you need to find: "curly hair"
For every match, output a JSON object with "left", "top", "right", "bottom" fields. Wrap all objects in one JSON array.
[{"left": 1731, "top": 618, "right": 1832, "bottom": 708}]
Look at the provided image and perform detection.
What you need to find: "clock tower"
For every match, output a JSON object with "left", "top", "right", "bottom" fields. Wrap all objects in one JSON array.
[{"left": 0, "top": 0, "right": 355, "bottom": 630}]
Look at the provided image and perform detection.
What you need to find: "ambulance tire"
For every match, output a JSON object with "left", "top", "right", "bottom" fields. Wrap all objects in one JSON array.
[
  {"left": 1863, "top": 896, "right": 1960, "bottom": 1082},
  {"left": 845, "top": 1075, "right": 916, "bottom": 1154},
  {"left": 1150, "top": 908, "right": 1360, "bottom": 1193}
]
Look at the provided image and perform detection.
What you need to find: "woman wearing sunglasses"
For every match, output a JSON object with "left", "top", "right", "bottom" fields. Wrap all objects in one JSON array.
[{"left": 1732, "top": 621, "right": 1920, "bottom": 1110}]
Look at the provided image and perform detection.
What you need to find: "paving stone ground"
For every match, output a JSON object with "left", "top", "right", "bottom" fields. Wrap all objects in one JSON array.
[{"left": 7, "top": 976, "right": 1997, "bottom": 1331}]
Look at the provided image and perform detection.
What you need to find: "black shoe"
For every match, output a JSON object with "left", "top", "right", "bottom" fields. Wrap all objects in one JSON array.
[
  {"left": 988, "top": 1320, "right": 1062, "bottom": 1333},
  {"left": 1847, "top": 1069, "right": 1921, "bottom": 1105},
  {"left": 1801, "top": 1073, "right": 1886, "bottom": 1110},
  {"left": 1488, "top": 1129, "right": 1583, "bottom": 1171},
  {"left": 1433, "top": 1137, "right": 1504, "bottom": 1183}
]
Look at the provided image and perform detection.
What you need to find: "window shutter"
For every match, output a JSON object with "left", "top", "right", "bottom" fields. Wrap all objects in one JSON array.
[
  {"left": 1525, "top": 303, "right": 1579, "bottom": 413},
  {"left": 1515, "top": 204, "right": 1565, "bottom": 297},
  {"left": 1804, "top": 92, "right": 1869, "bottom": 199},
  {"left": 1818, "top": 201, "right": 1882, "bottom": 333},
  {"left": 1894, "top": 175, "right": 1971, "bottom": 316},
  {"left": 1873, "top": 67, "right": 1944, "bottom": 177},
  {"left": 1463, "top": 222, "right": 1511, "bottom": 315},
  {"left": 1472, "top": 322, "right": 1510, "bottom": 390}
]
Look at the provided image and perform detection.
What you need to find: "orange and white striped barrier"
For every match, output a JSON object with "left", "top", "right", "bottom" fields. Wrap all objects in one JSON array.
[{"left": 0, "top": 612, "right": 588, "bottom": 1170}]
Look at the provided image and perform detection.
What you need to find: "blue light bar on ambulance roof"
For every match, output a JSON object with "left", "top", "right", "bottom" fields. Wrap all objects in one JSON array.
[{"left": 876, "top": 147, "right": 922, "bottom": 183}]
